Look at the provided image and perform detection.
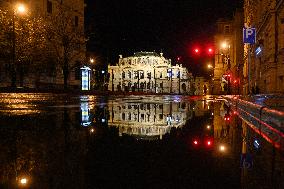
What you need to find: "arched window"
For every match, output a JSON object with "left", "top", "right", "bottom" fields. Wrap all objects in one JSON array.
[{"left": 140, "top": 72, "right": 144, "bottom": 79}]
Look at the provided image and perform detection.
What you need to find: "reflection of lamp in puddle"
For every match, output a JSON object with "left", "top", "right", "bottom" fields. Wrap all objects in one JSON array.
[
  {"left": 20, "top": 178, "right": 27, "bottom": 184},
  {"left": 19, "top": 177, "right": 28, "bottom": 187},
  {"left": 90, "top": 128, "right": 95, "bottom": 133}
]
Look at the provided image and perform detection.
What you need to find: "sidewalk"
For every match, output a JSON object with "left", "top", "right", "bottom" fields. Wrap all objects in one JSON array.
[
  {"left": 225, "top": 94, "right": 284, "bottom": 134},
  {"left": 231, "top": 94, "right": 284, "bottom": 112}
]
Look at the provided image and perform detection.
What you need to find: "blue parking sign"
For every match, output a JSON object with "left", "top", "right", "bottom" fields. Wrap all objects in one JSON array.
[{"left": 243, "top": 27, "right": 256, "bottom": 44}]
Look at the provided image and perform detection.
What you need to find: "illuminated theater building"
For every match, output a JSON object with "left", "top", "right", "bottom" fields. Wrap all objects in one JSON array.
[{"left": 108, "top": 52, "right": 191, "bottom": 94}]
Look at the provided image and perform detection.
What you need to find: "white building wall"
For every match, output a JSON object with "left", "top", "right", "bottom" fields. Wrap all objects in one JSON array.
[{"left": 108, "top": 52, "right": 191, "bottom": 94}]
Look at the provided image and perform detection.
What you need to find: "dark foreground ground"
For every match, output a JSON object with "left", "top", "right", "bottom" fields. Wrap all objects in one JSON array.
[{"left": 0, "top": 94, "right": 283, "bottom": 189}]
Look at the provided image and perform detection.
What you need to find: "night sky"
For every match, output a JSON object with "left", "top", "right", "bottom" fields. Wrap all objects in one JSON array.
[{"left": 85, "top": 0, "right": 242, "bottom": 75}]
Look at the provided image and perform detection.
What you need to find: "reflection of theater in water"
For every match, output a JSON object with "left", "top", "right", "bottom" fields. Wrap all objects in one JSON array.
[{"left": 107, "top": 98, "right": 191, "bottom": 139}]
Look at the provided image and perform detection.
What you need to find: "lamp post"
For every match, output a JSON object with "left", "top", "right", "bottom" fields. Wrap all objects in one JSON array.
[
  {"left": 11, "top": 3, "right": 27, "bottom": 87},
  {"left": 220, "top": 41, "right": 231, "bottom": 94}
]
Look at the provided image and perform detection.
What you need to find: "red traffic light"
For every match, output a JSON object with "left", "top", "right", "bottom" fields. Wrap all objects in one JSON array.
[
  {"left": 207, "top": 48, "right": 214, "bottom": 55},
  {"left": 193, "top": 48, "right": 200, "bottom": 54},
  {"left": 206, "top": 140, "right": 212, "bottom": 146},
  {"left": 224, "top": 114, "right": 231, "bottom": 121}
]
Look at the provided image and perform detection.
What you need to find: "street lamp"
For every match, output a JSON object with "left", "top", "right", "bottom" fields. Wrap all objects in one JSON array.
[
  {"left": 11, "top": 3, "right": 27, "bottom": 87},
  {"left": 220, "top": 41, "right": 232, "bottom": 94},
  {"left": 207, "top": 64, "right": 213, "bottom": 69},
  {"left": 16, "top": 4, "right": 26, "bottom": 14},
  {"left": 221, "top": 42, "right": 229, "bottom": 49},
  {"left": 219, "top": 145, "right": 226, "bottom": 152}
]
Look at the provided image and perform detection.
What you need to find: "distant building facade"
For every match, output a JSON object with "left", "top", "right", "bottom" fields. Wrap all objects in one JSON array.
[
  {"left": 213, "top": 10, "right": 244, "bottom": 95},
  {"left": 192, "top": 77, "right": 209, "bottom": 95},
  {"left": 244, "top": 0, "right": 284, "bottom": 94},
  {"left": 108, "top": 52, "right": 192, "bottom": 94}
]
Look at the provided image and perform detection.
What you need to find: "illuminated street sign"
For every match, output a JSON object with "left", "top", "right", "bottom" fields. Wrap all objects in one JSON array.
[{"left": 243, "top": 27, "right": 256, "bottom": 44}]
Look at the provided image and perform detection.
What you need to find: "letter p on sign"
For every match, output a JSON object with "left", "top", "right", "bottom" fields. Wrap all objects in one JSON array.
[{"left": 243, "top": 27, "right": 256, "bottom": 44}]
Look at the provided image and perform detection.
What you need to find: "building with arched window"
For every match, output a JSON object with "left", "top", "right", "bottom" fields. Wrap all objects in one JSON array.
[
  {"left": 108, "top": 52, "right": 192, "bottom": 94},
  {"left": 107, "top": 96, "right": 191, "bottom": 140}
]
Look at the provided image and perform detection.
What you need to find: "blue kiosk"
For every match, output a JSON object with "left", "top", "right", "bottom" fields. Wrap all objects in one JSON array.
[{"left": 80, "top": 66, "right": 91, "bottom": 91}]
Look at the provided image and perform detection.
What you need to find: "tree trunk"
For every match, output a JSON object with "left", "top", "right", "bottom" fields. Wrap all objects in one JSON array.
[
  {"left": 19, "top": 64, "right": 24, "bottom": 87},
  {"left": 10, "top": 65, "right": 16, "bottom": 88},
  {"left": 63, "top": 58, "right": 69, "bottom": 90}
]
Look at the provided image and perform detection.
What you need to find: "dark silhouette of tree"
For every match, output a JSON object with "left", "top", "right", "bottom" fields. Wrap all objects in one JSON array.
[
  {"left": 46, "top": 2, "right": 86, "bottom": 90},
  {"left": 0, "top": 4, "right": 47, "bottom": 88}
]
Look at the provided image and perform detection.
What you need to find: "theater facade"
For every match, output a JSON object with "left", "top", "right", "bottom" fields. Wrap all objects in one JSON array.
[{"left": 108, "top": 52, "right": 191, "bottom": 94}]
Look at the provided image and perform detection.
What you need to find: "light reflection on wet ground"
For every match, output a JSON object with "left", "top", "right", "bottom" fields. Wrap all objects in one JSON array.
[{"left": 0, "top": 94, "right": 283, "bottom": 189}]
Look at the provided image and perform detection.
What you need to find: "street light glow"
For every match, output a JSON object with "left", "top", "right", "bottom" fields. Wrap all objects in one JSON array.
[
  {"left": 219, "top": 145, "right": 226, "bottom": 152},
  {"left": 90, "top": 58, "right": 94, "bottom": 63},
  {"left": 16, "top": 4, "right": 26, "bottom": 14},
  {"left": 207, "top": 64, "right": 213, "bottom": 69},
  {"left": 20, "top": 178, "right": 27, "bottom": 185},
  {"left": 221, "top": 42, "right": 228, "bottom": 49}
]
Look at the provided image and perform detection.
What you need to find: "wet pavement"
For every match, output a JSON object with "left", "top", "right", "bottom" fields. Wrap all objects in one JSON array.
[
  {"left": 232, "top": 94, "right": 284, "bottom": 111},
  {"left": 0, "top": 93, "right": 283, "bottom": 189}
]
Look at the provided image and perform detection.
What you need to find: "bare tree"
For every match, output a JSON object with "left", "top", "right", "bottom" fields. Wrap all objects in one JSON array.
[
  {"left": 46, "top": 2, "right": 86, "bottom": 90},
  {"left": 0, "top": 4, "right": 47, "bottom": 88}
]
